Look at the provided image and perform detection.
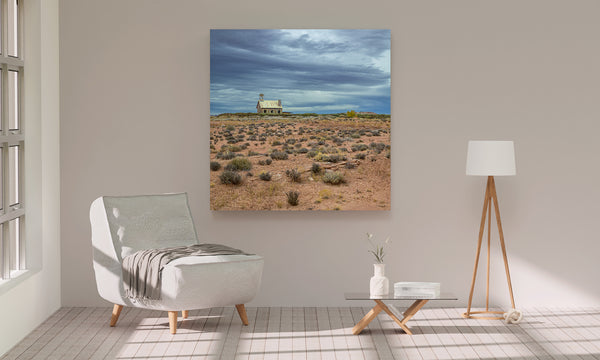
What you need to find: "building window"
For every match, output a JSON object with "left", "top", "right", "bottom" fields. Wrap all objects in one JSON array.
[{"left": 0, "top": 0, "right": 24, "bottom": 281}]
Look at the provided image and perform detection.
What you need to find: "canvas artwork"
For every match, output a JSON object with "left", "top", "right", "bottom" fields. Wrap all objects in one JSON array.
[{"left": 210, "top": 29, "right": 391, "bottom": 211}]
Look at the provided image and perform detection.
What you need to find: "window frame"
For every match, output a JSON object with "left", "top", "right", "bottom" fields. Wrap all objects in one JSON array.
[{"left": 0, "top": 0, "right": 24, "bottom": 281}]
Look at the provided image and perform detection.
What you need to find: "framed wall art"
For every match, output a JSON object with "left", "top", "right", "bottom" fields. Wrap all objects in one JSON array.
[{"left": 210, "top": 29, "right": 391, "bottom": 210}]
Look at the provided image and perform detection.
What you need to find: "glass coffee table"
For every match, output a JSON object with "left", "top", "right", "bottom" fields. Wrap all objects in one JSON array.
[{"left": 345, "top": 292, "right": 457, "bottom": 335}]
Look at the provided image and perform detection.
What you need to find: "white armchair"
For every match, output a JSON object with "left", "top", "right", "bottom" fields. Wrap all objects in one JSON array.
[{"left": 90, "top": 193, "right": 263, "bottom": 334}]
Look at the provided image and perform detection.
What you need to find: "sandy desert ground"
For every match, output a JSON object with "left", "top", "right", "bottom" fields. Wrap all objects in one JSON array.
[{"left": 210, "top": 113, "right": 390, "bottom": 211}]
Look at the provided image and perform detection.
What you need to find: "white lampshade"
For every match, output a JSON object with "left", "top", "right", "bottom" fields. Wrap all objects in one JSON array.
[{"left": 466, "top": 140, "right": 516, "bottom": 176}]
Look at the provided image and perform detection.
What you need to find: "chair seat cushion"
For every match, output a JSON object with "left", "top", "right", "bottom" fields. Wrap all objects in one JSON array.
[{"left": 128, "top": 254, "right": 263, "bottom": 311}]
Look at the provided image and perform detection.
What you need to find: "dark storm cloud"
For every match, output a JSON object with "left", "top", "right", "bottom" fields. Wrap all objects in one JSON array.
[{"left": 210, "top": 29, "right": 390, "bottom": 114}]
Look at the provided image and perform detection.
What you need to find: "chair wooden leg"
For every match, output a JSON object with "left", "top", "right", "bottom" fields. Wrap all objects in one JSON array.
[
  {"left": 182, "top": 310, "right": 189, "bottom": 319},
  {"left": 235, "top": 304, "right": 249, "bottom": 326},
  {"left": 168, "top": 311, "right": 178, "bottom": 334},
  {"left": 110, "top": 304, "right": 123, "bottom": 327}
]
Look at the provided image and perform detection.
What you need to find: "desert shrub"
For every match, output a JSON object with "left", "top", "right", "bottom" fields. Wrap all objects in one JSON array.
[
  {"left": 386, "top": 150, "right": 391, "bottom": 159},
  {"left": 346, "top": 110, "right": 357, "bottom": 118},
  {"left": 216, "top": 151, "right": 236, "bottom": 160},
  {"left": 370, "top": 142, "right": 387, "bottom": 154},
  {"left": 226, "top": 125, "right": 235, "bottom": 131},
  {"left": 270, "top": 151, "right": 289, "bottom": 160},
  {"left": 298, "top": 148, "right": 309, "bottom": 154},
  {"left": 246, "top": 172, "right": 253, "bottom": 177},
  {"left": 322, "top": 171, "right": 346, "bottom": 185},
  {"left": 325, "top": 154, "right": 346, "bottom": 163},
  {"left": 351, "top": 133, "right": 361, "bottom": 139},
  {"left": 313, "top": 152, "right": 326, "bottom": 162},
  {"left": 210, "top": 161, "right": 221, "bottom": 171},
  {"left": 225, "top": 157, "right": 252, "bottom": 171},
  {"left": 257, "top": 158, "right": 273, "bottom": 166},
  {"left": 247, "top": 150, "right": 260, "bottom": 156},
  {"left": 351, "top": 144, "right": 369, "bottom": 152},
  {"left": 259, "top": 171, "right": 272, "bottom": 181},
  {"left": 286, "top": 138, "right": 296, "bottom": 145},
  {"left": 219, "top": 170, "right": 242, "bottom": 185},
  {"left": 285, "top": 168, "right": 302, "bottom": 183},
  {"left": 354, "top": 153, "right": 367, "bottom": 160},
  {"left": 345, "top": 162, "right": 356, "bottom": 169},
  {"left": 307, "top": 150, "right": 318, "bottom": 158},
  {"left": 311, "top": 163, "right": 322, "bottom": 174},
  {"left": 286, "top": 191, "right": 300, "bottom": 206},
  {"left": 272, "top": 140, "right": 282, "bottom": 146}
]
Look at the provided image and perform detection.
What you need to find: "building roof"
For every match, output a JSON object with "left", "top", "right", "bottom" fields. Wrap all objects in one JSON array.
[{"left": 257, "top": 100, "right": 282, "bottom": 109}]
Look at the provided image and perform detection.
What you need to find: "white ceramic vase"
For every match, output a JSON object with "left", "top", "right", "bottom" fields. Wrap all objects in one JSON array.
[{"left": 370, "top": 263, "right": 389, "bottom": 297}]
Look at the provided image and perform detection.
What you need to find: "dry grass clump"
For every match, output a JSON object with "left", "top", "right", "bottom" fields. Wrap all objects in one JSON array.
[
  {"left": 270, "top": 151, "right": 288, "bottom": 160},
  {"left": 286, "top": 191, "right": 300, "bottom": 206},
  {"left": 219, "top": 170, "right": 242, "bottom": 185},
  {"left": 322, "top": 171, "right": 346, "bottom": 185},
  {"left": 210, "top": 161, "right": 221, "bottom": 171},
  {"left": 225, "top": 157, "right": 252, "bottom": 171},
  {"left": 259, "top": 171, "right": 272, "bottom": 181},
  {"left": 285, "top": 168, "right": 302, "bottom": 182}
]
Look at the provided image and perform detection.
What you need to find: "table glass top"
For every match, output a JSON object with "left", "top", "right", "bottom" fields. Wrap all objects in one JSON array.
[{"left": 344, "top": 292, "right": 457, "bottom": 301}]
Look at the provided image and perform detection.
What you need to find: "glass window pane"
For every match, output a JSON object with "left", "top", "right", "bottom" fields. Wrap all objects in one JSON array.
[
  {"left": 8, "top": 0, "right": 18, "bottom": 57},
  {"left": 0, "top": 71, "right": 3, "bottom": 131},
  {"left": 9, "top": 70, "right": 19, "bottom": 131},
  {"left": 0, "top": 3, "right": 3, "bottom": 55},
  {"left": 0, "top": 223, "right": 5, "bottom": 279},
  {"left": 9, "top": 218, "right": 19, "bottom": 271},
  {"left": 8, "top": 146, "right": 18, "bottom": 206},
  {"left": 0, "top": 147, "right": 3, "bottom": 210}
]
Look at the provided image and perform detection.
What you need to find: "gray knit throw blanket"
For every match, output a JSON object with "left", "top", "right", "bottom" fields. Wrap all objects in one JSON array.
[{"left": 122, "top": 243, "right": 251, "bottom": 300}]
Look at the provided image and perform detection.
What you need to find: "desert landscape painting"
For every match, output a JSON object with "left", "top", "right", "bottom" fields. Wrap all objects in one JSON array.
[{"left": 210, "top": 29, "right": 391, "bottom": 211}]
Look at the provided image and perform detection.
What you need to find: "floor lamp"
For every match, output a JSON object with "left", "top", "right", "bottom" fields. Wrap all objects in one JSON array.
[{"left": 463, "top": 140, "right": 516, "bottom": 320}]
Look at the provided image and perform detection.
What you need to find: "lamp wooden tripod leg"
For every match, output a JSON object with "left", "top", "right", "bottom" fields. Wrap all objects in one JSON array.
[{"left": 463, "top": 176, "right": 516, "bottom": 320}]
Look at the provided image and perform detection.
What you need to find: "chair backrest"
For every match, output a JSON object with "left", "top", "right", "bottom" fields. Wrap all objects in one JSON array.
[
  {"left": 90, "top": 193, "right": 198, "bottom": 303},
  {"left": 96, "top": 193, "right": 199, "bottom": 259}
]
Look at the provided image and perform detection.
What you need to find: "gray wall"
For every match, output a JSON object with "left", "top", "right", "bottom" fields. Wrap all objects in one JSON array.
[{"left": 60, "top": 0, "right": 600, "bottom": 307}]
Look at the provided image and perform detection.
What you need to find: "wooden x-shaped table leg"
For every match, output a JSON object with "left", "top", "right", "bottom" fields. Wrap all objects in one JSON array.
[{"left": 352, "top": 299, "right": 429, "bottom": 335}]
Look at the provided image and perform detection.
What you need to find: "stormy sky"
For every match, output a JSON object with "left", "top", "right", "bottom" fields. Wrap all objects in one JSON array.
[{"left": 210, "top": 29, "right": 390, "bottom": 115}]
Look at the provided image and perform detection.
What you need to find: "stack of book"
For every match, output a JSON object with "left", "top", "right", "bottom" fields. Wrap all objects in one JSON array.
[{"left": 394, "top": 282, "right": 440, "bottom": 298}]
